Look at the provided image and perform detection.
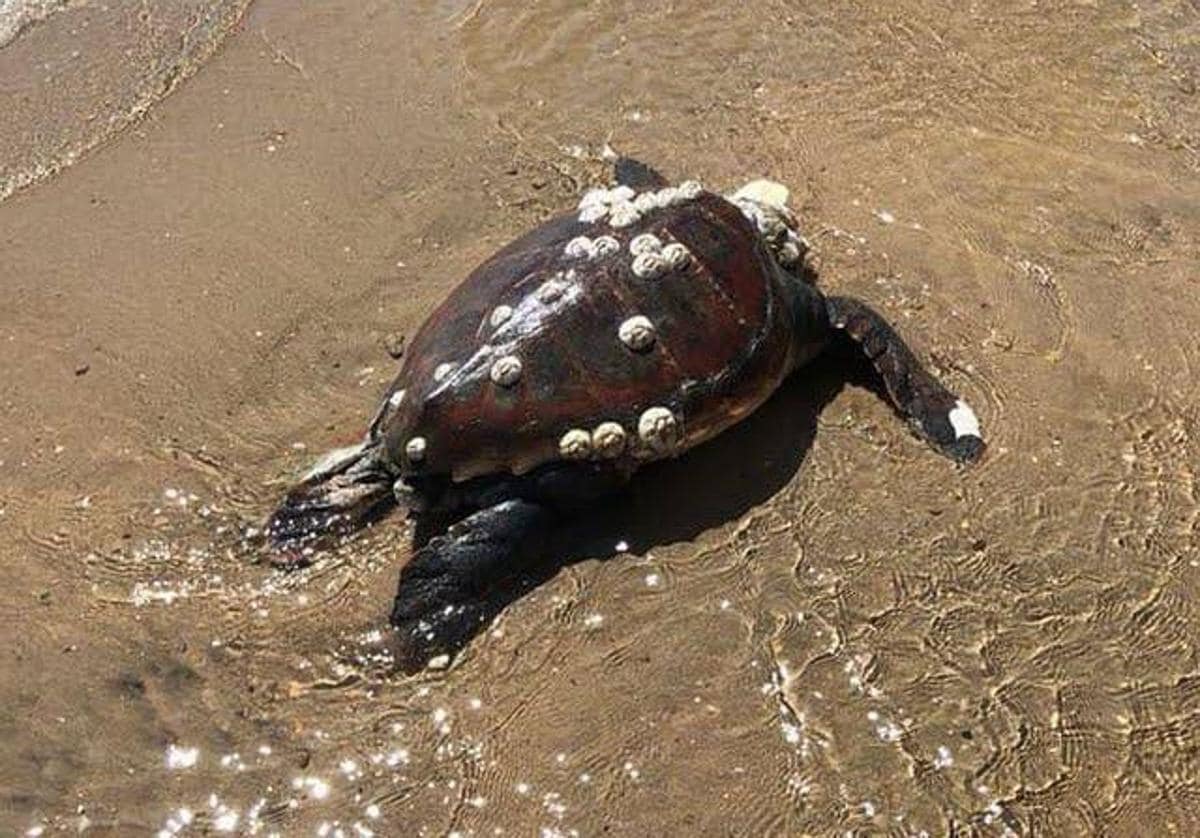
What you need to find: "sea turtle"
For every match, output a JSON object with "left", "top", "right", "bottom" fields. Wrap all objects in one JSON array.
[{"left": 268, "top": 157, "right": 984, "bottom": 667}]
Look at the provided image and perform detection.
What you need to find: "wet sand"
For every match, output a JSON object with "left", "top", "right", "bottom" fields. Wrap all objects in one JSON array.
[{"left": 3, "top": 0, "right": 1200, "bottom": 834}]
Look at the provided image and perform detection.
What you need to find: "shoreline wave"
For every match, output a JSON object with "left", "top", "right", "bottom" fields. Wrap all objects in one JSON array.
[
  {"left": 0, "top": 0, "right": 253, "bottom": 205},
  {"left": 0, "top": 0, "right": 70, "bottom": 49}
]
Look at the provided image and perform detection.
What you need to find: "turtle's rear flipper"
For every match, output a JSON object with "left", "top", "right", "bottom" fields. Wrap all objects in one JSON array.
[
  {"left": 266, "top": 439, "right": 397, "bottom": 558},
  {"left": 826, "top": 295, "right": 985, "bottom": 463},
  {"left": 389, "top": 498, "right": 556, "bottom": 671}
]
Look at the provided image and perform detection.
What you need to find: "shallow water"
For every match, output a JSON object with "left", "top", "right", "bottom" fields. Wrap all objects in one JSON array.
[{"left": 2, "top": 0, "right": 1199, "bottom": 834}]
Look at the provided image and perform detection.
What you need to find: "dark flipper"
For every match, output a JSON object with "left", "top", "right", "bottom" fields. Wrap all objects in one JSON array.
[
  {"left": 389, "top": 498, "right": 556, "bottom": 669},
  {"left": 614, "top": 156, "right": 670, "bottom": 190},
  {"left": 266, "top": 439, "right": 397, "bottom": 558},
  {"left": 826, "top": 295, "right": 985, "bottom": 463}
]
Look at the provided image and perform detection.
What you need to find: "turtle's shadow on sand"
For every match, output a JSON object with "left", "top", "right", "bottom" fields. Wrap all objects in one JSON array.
[
  {"left": 394, "top": 340, "right": 886, "bottom": 672},
  {"left": 575, "top": 344, "right": 864, "bottom": 556}
]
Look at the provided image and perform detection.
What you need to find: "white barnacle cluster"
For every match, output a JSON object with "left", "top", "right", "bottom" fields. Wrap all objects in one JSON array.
[
  {"left": 577, "top": 184, "right": 635, "bottom": 224},
  {"left": 728, "top": 179, "right": 809, "bottom": 267},
  {"left": 629, "top": 232, "right": 692, "bottom": 279},
  {"left": 949, "top": 399, "right": 982, "bottom": 440},
  {"left": 401, "top": 265, "right": 584, "bottom": 468},
  {"left": 576, "top": 180, "right": 705, "bottom": 229},
  {"left": 557, "top": 407, "right": 680, "bottom": 463},
  {"left": 563, "top": 234, "right": 621, "bottom": 261}
]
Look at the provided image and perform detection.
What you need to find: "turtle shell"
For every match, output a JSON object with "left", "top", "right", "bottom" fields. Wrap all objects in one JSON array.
[{"left": 373, "top": 183, "right": 796, "bottom": 482}]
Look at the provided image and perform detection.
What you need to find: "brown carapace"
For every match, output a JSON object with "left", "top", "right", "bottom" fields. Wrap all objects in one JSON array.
[
  {"left": 378, "top": 189, "right": 797, "bottom": 482},
  {"left": 268, "top": 156, "right": 984, "bottom": 670}
]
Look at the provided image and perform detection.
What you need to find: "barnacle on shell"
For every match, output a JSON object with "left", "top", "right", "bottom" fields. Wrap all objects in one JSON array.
[
  {"left": 433, "top": 362, "right": 456, "bottom": 382},
  {"left": 631, "top": 252, "right": 666, "bottom": 279},
  {"left": 638, "top": 406, "right": 680, "bottom": 454},
  {"left": 490, "top": 355, "right": 523, "bottom": 387},
  {"left": 578, "top": 187, "right": 610, "bottom": 209},
  {"left": 537, "top": 278, "right": 566, "bottom": 303},
  {"left": 608, "top": 202, "right": 641, "bottom": 229},
  {"left": 564, "top": 236, "right": 594, "bottom": 259},
  {"left": 609, "top": 185, "right": 636, "bottom": 203},
  {"left": 592, "top": 235, "right": 620, "bottom": 257},
  {"left": 489, "top": 305, "right": 514, "bottom": 327},
  {"left": 558, "top": 429, "right": 592, "bottom": 460},
  {"left": 661, "top": 242, "right": 691, "bottom": 270},
  {"left": 654, "top": 186, "right": 681, "bottom": 208},
  {"left": 629, "top": 233, "right": 663, "bottom": 256},
  {"left": 578, "top": 204, "right": 609, "bottom": 224},
  {"left": 592, "top": 422, "right": 627, "bottom": 458},
  {"left": 633, "top": 192, "right": 659, "bottom": 214},
  {"left": 618, "top": 315, "right": 656, "bottom": 352}
]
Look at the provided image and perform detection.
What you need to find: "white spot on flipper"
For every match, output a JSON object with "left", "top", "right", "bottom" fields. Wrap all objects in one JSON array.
[
  {"left": 490, "top": 355, "right": 523, "bottom": 387},
  {"left": 388, "top": 389, "right": 406, "bottom": 408},
  {"left": 558, "top": 429, "right": 592, "bottom": 460},
  {"left": 949, "top": 399, "right": 981, "bottom": 439},
  {"left": 405, "top": 436, "right": 427, "bottom": 462}
]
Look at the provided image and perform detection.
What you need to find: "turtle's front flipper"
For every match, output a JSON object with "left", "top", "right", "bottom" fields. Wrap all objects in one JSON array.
[
  {"left": 613, "top": 156, "right": 669, "bottom": 190},
  {"left": 389, "top": 498, "right": 556, "bottom": 669},
  {"left": 266, "top": 439, "right": 397, "bottom": 556},
  {"left": 826, "top": 295, "right": 985, "bottom": 463}
]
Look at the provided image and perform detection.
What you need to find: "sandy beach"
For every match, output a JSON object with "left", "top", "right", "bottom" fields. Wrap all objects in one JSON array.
[{"left": 3, "top": 0, "right": 1199, "bottom": 833}]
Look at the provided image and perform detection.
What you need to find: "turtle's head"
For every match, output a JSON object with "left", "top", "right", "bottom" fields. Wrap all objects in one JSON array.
[
  {"left": 728, "top": 179, "right": 809, "bottom": 270},
  {"left": 265, "top": 439, "right": 397, "bottom": 561}
]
